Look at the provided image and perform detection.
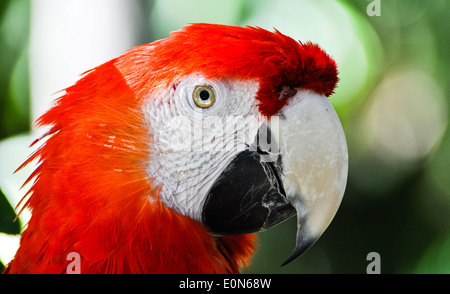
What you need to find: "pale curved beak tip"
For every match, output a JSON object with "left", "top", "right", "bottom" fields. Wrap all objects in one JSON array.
[{"left": 281, "top": 231, "right": 316, "bottom": 266}]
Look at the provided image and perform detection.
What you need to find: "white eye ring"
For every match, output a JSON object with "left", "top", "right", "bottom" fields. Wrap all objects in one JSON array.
[{"left": 193, "top": 85, "right": 215, "bottom": 108}]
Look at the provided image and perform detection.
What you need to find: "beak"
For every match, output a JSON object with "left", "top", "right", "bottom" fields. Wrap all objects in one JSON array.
[{"left": 202, "top": 90, "right": 348, "bottom": 265}]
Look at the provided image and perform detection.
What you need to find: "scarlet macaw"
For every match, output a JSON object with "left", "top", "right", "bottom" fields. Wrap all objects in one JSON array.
[{"left": 4, "top": 24, "right": 348, "bottom": 274}]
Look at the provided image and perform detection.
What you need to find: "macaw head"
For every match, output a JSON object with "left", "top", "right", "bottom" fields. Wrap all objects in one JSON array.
[
  {"left": 13, "top": 24, "right": 348, "bottom": 272},
  {"left": 116, "top": 24, "right": 348, "bottom": 264}
]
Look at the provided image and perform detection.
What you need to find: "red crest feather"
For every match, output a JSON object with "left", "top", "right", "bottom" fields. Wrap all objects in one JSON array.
[{"left": 115, "top": 23, "right": 338, "bottom": 116}]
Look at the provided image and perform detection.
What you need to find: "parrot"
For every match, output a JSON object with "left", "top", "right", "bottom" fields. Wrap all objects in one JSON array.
[{"left": 3, "top": 23, "right": 348, "bottom": 274}]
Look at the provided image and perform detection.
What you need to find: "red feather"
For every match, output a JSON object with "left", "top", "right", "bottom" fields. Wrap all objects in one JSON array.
[
  {"left": 5, "top": 23, "right": 337, "bottom": 273},
  {"left": 115, "top": 23, "right": 338, "bottom": 116}
]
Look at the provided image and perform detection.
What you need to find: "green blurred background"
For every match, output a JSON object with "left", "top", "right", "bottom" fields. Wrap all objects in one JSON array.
[{"left": 0, "top": 0, "right": 449, "bottom": 273}]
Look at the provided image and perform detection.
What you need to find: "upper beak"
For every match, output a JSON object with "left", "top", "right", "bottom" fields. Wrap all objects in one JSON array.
[
  {"left": 202, "top": 89, "right": 348, "bottom": 265},
  {"left": 276, "top": 90, "right": 348, "bottom": 265}
]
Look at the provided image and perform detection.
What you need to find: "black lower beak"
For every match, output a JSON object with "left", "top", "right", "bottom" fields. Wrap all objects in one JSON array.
[{"left": 201, "top": 150, "right": 295, "bottom": 235}]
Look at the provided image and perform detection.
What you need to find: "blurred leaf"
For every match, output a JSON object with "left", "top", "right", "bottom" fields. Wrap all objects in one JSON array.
[
  {"left": 415, "top": 233, "right": 450, "bottom": 274},
  {"left": 0, "top": 0, "right": 30, "bottom": 140},
  {"left": 0, "top": 0, "right": 30, "bottom": 271},
  {"left": 148, "top": 0, "right": 246, "bottom": 41},
  {"left": 0, "top": 189, "right": 20, "bottom": 235}
]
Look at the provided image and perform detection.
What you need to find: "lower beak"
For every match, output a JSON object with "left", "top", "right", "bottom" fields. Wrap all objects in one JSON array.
[{"left": 202, "top": 90, "right": 348, "bottom": 265}]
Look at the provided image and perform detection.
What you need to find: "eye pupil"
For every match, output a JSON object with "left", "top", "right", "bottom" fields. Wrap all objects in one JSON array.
[
  {"left": 193, "top": 86, "right": 215, "bottom": 108},
  {"left": 200, "top": 90, "right": 210, "bottom": 101}
]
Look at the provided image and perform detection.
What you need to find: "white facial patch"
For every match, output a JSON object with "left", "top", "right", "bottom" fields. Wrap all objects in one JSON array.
[{"left": 143, "top": 74, "right": 261, "bottom": 222}]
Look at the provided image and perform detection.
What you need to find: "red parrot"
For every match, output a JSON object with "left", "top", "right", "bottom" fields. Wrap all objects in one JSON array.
[{"left": 4, "top": 24, "right": 348, "bottom": 274}]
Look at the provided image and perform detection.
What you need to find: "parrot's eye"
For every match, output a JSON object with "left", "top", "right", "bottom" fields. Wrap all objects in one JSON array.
[{"left": 193, "top": 86, "right": 215, "bottom": 108}]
